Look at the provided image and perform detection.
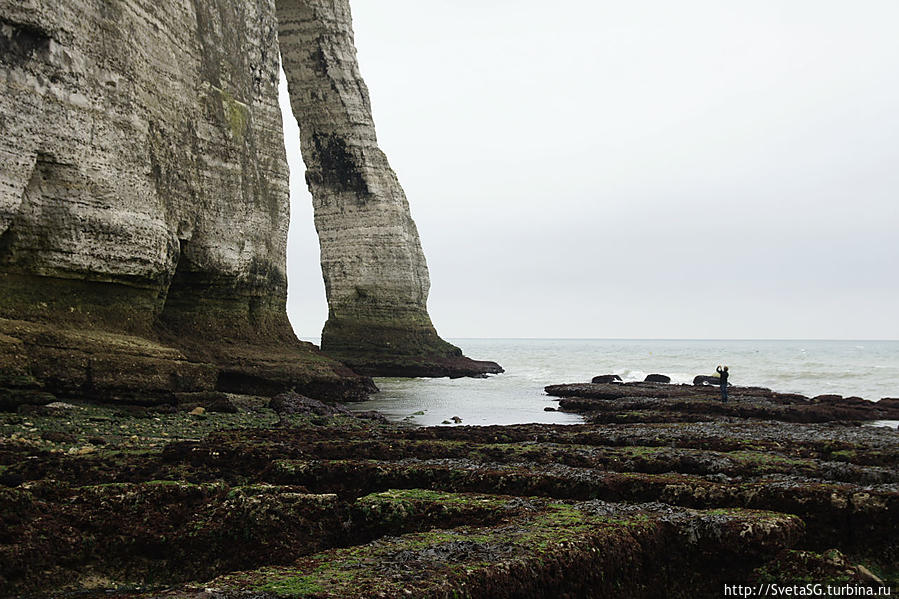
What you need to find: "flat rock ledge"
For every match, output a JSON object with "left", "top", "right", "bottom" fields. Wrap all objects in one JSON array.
[
  {"left": 1, "top": 390, "right": 896, "bottom": 597},
  {"left": 544, "top": 382, "right": 899, "bottom": 424},
  {"left": 0, "top": 318, "right": 377, "bottom": 409},
  {"left": 330, "top": 352, "right": 505, "bottom": 379}
]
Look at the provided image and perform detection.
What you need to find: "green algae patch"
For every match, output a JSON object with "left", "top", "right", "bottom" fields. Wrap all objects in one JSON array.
[
  {"left": 727, "top": 450, "right": 810, "bottom": 468},
  {"left": 212, "top": 500, "right": 806, "bottom": 599},
  {"left": 299, "top": 438, "right": 885, "bottom": 485},
  {"left": 752, "top": 549, "right": 879, "bottom": 585},
  {"left": 257, "top": 574, "right": 323, "bottom": 597},
  {"left": 349, "top": 489, "right": 522, "bottom": 543},
  {"left": 830, "top": 449, "right": 858, "bottom": 460},
  {"left": 356, "top": 488, "right": 508, "bottom": 508},
  {"left": 0, "top": 479, "right": 351, "bottom": 597},
  {"left": 217, "top": 502, "right": 664, "bottom": 598},
  {"left": 209, "top": 87, "right": 250, "bottom": 139}
]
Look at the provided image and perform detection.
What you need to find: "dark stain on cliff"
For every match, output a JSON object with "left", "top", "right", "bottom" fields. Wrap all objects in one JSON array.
[
  {"left": 191, "top": 0, "right": 221, "bottom": 89},
  {"left": 310, "top": 47, "right": 329, "bottom": 76},
  {"left": 307, "top": 133, "right": 369, "bottom": 196},
  {"left": 0, "top": 225, "right": 16, "bottom": 264},
  {"left": 0, "top": 18, "right": 52, "bottom": 65}
]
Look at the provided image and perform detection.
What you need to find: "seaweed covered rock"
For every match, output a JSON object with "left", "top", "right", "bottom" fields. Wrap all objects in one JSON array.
[
  {"left": 0, "top": 402, "right": 896, "bottom": 597},
  {"left": 545, "top": 382, "right": 899, "bottom": 424},
  {"left": 269, "top": 392, "right": 353, "bottom": 418}
]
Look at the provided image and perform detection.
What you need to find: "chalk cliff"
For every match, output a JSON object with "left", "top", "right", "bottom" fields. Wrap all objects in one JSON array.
[
  {"left": 276, "top": 0, "right": 502, "bottom": 377},
  {"left": 0, "top": 0, "right": 373, "bottom": 401}
]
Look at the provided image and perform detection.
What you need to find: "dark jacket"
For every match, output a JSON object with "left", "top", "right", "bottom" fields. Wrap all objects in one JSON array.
[{"left": 717, "top": 367, "right": 729, "bottom": 385}]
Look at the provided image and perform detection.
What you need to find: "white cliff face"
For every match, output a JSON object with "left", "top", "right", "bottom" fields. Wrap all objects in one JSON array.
[
  {"left": 277, "top": 0, "right": 501, "bottom": 376},
  {"left": 0, "top": 0, "right": 497, "bottom": 394},
  {"left": 0, "top": 0, "right": 289, "bottom": 331},
  {"left": 0, "top": 0, "right": 374, "bottom": 400}
]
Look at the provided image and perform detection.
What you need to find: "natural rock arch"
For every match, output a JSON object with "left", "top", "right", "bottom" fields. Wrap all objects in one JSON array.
[
  {"left": 0, "top": 0, "right": 498, "bottom": 405},
  {"left": 276, "top": 0, "right": 501, "bottom": 377}
]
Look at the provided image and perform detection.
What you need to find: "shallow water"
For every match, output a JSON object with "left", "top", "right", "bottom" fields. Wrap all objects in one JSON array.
[{"left": 340, "top": 339, "right": 899, "bottom": 427}]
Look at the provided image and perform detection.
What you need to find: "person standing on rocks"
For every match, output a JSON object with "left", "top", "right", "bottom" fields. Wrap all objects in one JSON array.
[{"left": 716, "top": 365, "right": 729, "bottom": 402}]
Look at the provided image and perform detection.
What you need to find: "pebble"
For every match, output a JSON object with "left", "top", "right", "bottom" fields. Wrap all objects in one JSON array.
[
  {"left": 68, "top": 446, "right": 95, "bottom": 455},
  {"left": 46, "top": 402, "right": 79, "bottom": 410},
  {"left": 855, "top": 565, "right": 883, "bottom": 584}
]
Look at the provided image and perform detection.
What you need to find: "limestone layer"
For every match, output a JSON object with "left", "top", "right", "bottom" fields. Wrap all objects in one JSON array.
[
  {"left": 276, "top": 0, "right": 502, "bottom": 378},
  {"left": 0, "top": 0, "right": 373, "bottom": 401}
]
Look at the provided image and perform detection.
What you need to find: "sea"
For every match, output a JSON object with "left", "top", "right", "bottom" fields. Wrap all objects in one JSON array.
[{"left": 337, "top": 339, "right": 899, "bottom": 428}]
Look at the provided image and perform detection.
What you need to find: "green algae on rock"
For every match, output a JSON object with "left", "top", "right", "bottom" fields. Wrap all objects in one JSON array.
[{"left": 1, "top": 396, "right": 896, "bottom": 597}]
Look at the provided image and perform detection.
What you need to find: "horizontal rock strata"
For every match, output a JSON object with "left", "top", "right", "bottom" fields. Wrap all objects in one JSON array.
[
  {"left": 1, "top": 397, "right": 895, "bottom": 596},
  {"left": 544, "top": 382, "right": 899, "bottom": 424},
  {"left": 276, "top": 0, "right": 500, "bottom": 378},
  {"left": 0, "top": 0, "right": 373, "bottom": 401}
]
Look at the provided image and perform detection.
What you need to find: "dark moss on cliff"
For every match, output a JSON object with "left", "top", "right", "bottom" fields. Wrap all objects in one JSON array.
[{"left": 321, "top": 316, "right": 503, "bottom": 378}]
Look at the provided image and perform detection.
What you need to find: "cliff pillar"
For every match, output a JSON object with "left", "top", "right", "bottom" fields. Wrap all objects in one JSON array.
[{"left": 276, "top": 0, "right": 502, "bottom": 377}]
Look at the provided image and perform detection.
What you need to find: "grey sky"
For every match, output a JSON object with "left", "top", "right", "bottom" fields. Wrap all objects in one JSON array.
[{"left": 283, "top": 0, "right": 899, "bottom": 340}]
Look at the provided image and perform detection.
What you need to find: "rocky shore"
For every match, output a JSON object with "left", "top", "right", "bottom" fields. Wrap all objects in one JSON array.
[
  {"left": 1, "top": 379, "right": 897, "bottom": 598},
  {"left": 4, "top": 2, "right": 892, "bottom": 596},
  {"left": 545, "top": 380, "right": 899, "bottom": 424}
]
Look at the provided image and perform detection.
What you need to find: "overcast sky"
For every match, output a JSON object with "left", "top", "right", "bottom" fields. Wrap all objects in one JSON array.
[{"left": 282, "top": 0, "right": 899, "bottom": 340}]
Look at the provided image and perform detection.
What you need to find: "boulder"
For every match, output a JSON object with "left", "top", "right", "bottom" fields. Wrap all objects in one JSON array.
[
  {"left": 644, "top": 374, "right": 671, "bottom": 384},
  {"left": 591, "top": 375, "right": 622, "bottom": 384},
  {"left": 269, "top": 392, "right": 353, "bottom": 418},
  {"left": 354, "top": 411, "right": 388, "bottom": 423}
]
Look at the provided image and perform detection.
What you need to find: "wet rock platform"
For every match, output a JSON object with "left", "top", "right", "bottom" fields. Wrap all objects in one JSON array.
[{"left": 0, "top": 385, "right": 896, "bottom": 597}]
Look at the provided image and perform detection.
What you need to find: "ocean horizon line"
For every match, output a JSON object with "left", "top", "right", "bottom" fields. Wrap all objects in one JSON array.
[
  {"left": 446, "top": 337, "right": 899, "bottom": 342},
  {"left": 296, "top": 335, "right": 899, "bottom": 343}
]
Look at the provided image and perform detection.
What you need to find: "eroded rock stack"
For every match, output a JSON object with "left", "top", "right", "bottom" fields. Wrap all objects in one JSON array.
[
  {"left": 276, "top": 0, "right": 501, "bottom": 377},
  {"left": 0, "top": 0, "right": 372, "bottom": 401}
]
